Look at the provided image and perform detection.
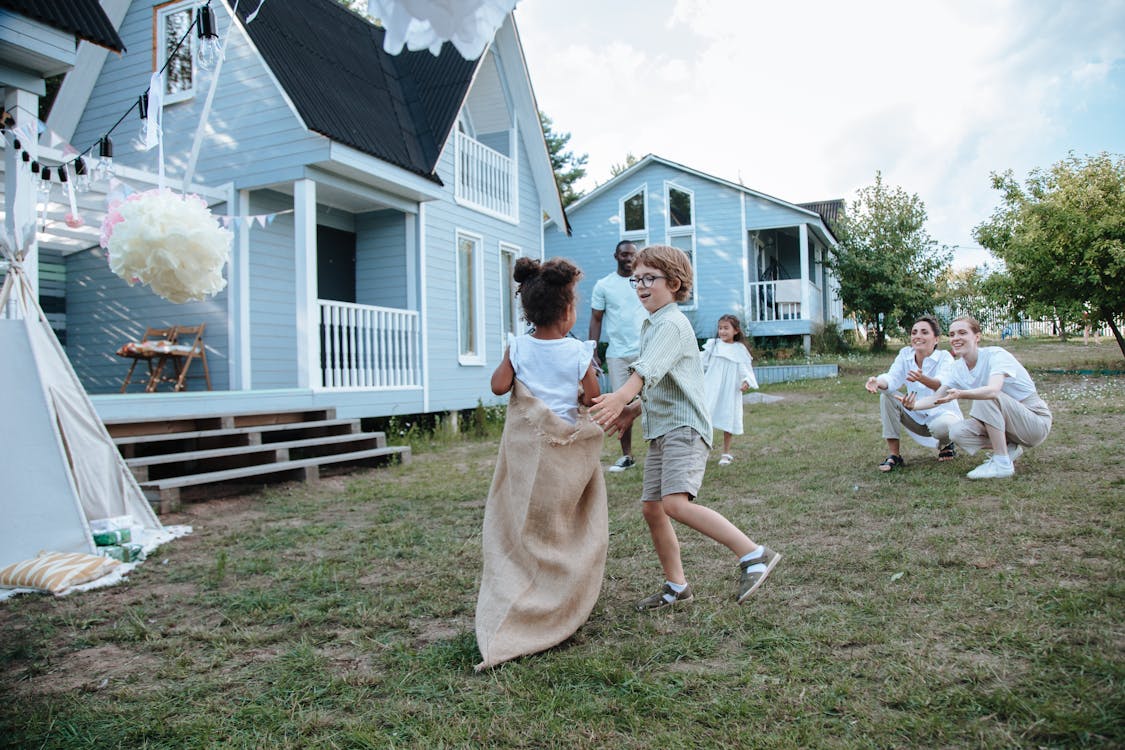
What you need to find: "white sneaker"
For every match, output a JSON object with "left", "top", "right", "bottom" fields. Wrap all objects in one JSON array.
[
  {"left": 607, "top": 455, "right": 635, "bottom": 473},
  {"left": 967, "top": 458, "right": 1014, "bottom": 479},
  {"left": 718, "top": 454, "right": 733, "bottom": 466},
  {"left": 1006, "top": 444, "right": 1024, "bottom": 462}
]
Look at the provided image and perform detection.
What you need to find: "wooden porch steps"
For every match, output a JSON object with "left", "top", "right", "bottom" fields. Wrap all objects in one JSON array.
[
  {"left": 113, "top": 418, "right": 363, "bottom": 458},
  {"left": 104, "top": 408, "right": 411, "bottom": 513}
]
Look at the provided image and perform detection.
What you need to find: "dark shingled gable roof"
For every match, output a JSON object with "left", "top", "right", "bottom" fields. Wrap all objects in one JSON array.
[
  {"left": 0, "top": 0, "right": 125, "bottom": 53},
  {"left": 236, "top": 0, "right": 478, "bottom": 182},
  {"left": 799, "top": 199, "right": 844, "bottom": 228}
]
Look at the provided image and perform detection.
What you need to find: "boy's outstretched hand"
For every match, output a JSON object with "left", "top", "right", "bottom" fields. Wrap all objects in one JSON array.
[{"left": 590, "top": 393, "right": 639, "bottom": 437}]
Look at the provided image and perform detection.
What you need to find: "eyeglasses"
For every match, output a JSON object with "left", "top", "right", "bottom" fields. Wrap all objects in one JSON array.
[{"left": 629, "top": 274, "right": 666, "bottom": 289}]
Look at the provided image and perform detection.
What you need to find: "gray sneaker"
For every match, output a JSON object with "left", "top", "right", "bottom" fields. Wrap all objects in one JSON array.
[
  {"left": 607, "top": 455, "right": 636, "bottom": 473},
  {"left": 635, "top": 583, "right": 693, "bottom": 611},
  {"left": 737, "top": 545, "right": 781, "bottom": 603}
]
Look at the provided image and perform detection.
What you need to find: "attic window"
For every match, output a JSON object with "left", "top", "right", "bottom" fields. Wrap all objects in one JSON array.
[
  {"left": 155, "top": 0, "right": 198, "bottom": 104},
  {"left": 621, "top": 187, "right": 646, "bottom": 240},
  {"left": 667, "top": 185, "right": 693, "bottom": 228}
]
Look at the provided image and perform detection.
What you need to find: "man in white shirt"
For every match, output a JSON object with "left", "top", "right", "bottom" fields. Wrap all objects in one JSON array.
[{"left": 589, "top": 240, "right": 645, "bottom": 472}]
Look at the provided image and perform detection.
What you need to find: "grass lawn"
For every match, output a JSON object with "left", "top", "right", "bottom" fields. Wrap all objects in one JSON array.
[{"left": 2, "top": 338, "right": 1122, "bottom": 749}]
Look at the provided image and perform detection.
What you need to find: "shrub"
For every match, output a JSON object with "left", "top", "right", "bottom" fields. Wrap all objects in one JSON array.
[{"left": 811, "top": 322, "right": 852, "bottom": 355}]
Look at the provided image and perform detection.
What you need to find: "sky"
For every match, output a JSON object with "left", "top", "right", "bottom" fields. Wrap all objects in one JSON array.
[{"left": 512, "top": 0, "right": 1125, "bottom": 270}]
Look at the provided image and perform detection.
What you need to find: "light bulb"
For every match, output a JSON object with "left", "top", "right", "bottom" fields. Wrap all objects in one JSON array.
[
  {"left": 132, "top": 94, "right": 151, "bottom": 150},
  {"left": 196, "top": 6, "right": 220, "bottom": 70},
  {"left": 198, "top": 37, "right": 220, "bottom": 69},
  {"left": 93, "top": 159, "right": 111, "bottom": 181}
]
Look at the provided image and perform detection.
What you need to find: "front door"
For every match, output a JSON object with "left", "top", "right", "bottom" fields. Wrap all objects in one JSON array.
[{"left": 317, "top": 225, "right": 356, "bottom": 303}]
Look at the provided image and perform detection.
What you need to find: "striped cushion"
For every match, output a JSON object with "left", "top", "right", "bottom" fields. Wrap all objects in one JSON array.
[{"left": 0, "top": 551, "right": 120, "bottom": 593}]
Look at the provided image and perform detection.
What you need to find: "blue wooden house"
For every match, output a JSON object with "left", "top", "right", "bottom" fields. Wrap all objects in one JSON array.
[
  {"left": 41, "top": 0, "right": 565, "bottom": 421},
  {"left": 546, "top": 154, "right": 845, "bottom": 350}
]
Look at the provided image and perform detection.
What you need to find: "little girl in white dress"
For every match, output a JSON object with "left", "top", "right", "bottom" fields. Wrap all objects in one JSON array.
[{"left": 701, "top": 314, "right": 758, "bottom": 465}]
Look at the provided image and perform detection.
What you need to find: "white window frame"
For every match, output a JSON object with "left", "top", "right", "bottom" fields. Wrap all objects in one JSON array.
[
  {"left": 155, "top": 0, "right": 199, "bottom": 105},
  {"left": 664, "top": 181, "right": 695, "bottom": 231},
  {"left": 619, "top": 185, "right": 648, "bottom": 243},
  {"left": 498, "top": 242, "right": 523, "bottom": 346},
  {"left": 456, "top": 229, "right": 486, "bottom": 365},
  {"left": 664, "top": 182, "right": 697, "bottom": 309},
  {"left": 665, "top": 230, "right": 698, "bottom": 310}
]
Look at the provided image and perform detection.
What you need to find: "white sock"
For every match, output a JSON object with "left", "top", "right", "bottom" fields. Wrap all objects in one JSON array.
[
  {"left": 992, "top": 455, "right": 1013, "bottom": 469},
  {"left": 664, "top": 580, "right": 687, "bottom": 602},
  {"left": 740, "top": 547, "right": 763, "bottom": 564}
]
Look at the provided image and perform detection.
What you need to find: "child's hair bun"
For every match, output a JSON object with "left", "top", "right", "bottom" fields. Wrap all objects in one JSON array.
[
  {"left": 513, "top": 256, "right": 540, "bottom": 284},
  {"left": 540, "top": 258, "right": 580, "bottom": 287}
]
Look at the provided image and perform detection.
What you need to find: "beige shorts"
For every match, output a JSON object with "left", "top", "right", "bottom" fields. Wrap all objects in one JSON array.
[
  {"left": 642, "top": 426, "right": 710, "bottom": 501},
  {"left": 606, "top": 355, "right": 637, "bottom": 391}
]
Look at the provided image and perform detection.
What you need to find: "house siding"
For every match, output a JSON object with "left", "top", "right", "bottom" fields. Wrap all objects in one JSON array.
[
  {"left": 422, "top": 88, "right": 542, "bottom": 411},
  {"left": 356, "top": 210, "right": 408, "bottom": 309},
  {"left": 549, "top": 160, "right": 838, "bottom": 343},
  {"left": 66, "top": 224, "right": 231, "bottom": 394},
  {"left": 245, "top": 190, "right": 298, "bottom": 390},
  {"left": 66, "top": 6, "right": 558, "bottom": 418},
  {"left": 70, "top": 1, "right": 329, "bottom": 190}
]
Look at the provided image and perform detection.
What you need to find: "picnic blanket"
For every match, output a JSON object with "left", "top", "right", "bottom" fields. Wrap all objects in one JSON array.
[{"left": 474, "top": 380, "right": 608, "bottom": 671}]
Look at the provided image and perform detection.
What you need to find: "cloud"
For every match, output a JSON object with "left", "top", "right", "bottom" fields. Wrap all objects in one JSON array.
[{"left": 516, "top": 0, "right": 1125, "bottom": 261}]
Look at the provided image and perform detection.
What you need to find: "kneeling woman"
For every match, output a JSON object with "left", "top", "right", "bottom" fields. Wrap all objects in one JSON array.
[
  {"left": 865, "top": 315, "right": 962, "bottom": 472},
  {"left": 901, "top": 315, "right": 1051, "bottom": 480}
]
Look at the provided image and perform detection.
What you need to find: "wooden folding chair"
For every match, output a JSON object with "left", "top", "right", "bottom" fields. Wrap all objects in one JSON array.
[
  {"left": 117, "top": 326, "right": 178, "bottom": 393},
  {"left": 156, "top": 323, "right": 211, "bottom": 392}
]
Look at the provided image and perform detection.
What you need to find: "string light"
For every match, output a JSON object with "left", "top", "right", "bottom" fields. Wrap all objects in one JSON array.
[
  {"left": 74, "top": 158, "right": 91, "bottom": 192},
  {"left": 196, "top": 5, "right": 221, "bottom": 69},
  {"left": 132, "top": 93, "right": 150, "bottom": 150},
  {"left": 95, "top": 137, "right": 115, "bottom": 181}
]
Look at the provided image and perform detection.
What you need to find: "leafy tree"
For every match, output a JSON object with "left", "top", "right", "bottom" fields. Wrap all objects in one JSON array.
[
  {"left": 938, "top": 266, "right": 995, "bottom": 319},
  {"left": 827, "top": 172, "right": 951, "bottom": 351},
  {"left": 609, "top": 152, "right": 639, "bottom": 177},
  {"left": 975, "top": 152, "right": 1125, "bottom": 357},
  {"left": 540, "top": 111, "right": 587, "bottom": 206},
  {"left": 936, "top": 265, "right": 1015, "bottom": 326}
]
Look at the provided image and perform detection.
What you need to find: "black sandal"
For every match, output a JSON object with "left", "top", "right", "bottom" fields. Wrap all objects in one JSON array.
[
  {"left": 878, "top": 454, "right": 904, "bottom": 472},
  {"left": 938, "top": 443, "right": 957, "bottom": 461}
]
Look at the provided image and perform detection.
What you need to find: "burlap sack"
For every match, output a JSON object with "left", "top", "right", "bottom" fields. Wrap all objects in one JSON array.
[{"left": 474, "top": 380, "right": 608, "bottom": 671}]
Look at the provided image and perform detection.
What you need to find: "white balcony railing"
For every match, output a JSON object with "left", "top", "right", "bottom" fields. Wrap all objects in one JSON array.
[
  {"left": 455, "top": 131, "right": 517, "bottom": 221},
  {"left": 319, "top": 300, "right": 420, "bottom": 390},
  {"left": 748, "top": 280, "right": 802, "bottom": 322}
]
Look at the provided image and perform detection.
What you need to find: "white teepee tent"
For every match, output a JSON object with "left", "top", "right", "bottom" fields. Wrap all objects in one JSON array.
[{"left": 0, "top": 240, "right": 171, "bottom": 570}]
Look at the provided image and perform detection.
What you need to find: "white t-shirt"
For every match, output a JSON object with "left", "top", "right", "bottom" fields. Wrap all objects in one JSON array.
[
  {"left": 947, "top": 346, "right": 1038, "bottom": 401},
  {"left": 878, "top": 346, "right": 961, "bottom": 425},
  {"left": 509, "top": 334, "right": 596, "bottom": 424},
  {"left": 590, "top": 272, "right": 644, "bottom": 359}
]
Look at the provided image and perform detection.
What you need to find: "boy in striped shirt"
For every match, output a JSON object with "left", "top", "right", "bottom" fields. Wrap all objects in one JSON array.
[{"left": 590, "top": 245, "right": 781, "bottom": 610}]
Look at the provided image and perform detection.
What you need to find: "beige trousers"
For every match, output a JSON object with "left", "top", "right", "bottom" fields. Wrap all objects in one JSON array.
[
  {"left": 949, "top": 392, "right": 1052, "bottom": 455},
  {"left": 880, "top": 393, "right": 958, "bottom": 445}
]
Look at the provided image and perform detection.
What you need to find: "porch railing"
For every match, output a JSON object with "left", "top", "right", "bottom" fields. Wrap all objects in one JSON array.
[
  {"left": 747, "top": 280, "right": 804, "bottom": 322},
  {"left": 455, "top": 131, "right": 516, "bottom": 221},
  {"left": 318, "top": 300, "right": 420, "bottom": 390}
]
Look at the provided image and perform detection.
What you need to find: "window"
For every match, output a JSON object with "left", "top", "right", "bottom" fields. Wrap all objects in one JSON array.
[
  {"left": 156, "top": 1, "right": 198, "bottom": 104},
  {"left": 456, "top": 231, "right": 485, "bottom": 364},
  {"left": 666, "top": 233, "right": 697, "bottom": 309},
  {"left": 620, "top": 187, "right": 647, "bottom": 243},
  {"left": 667, "top": 185, "right": 693, "bottom": 228},
  {"left": 499, "top": 243, "right": 522, "bottom": 342},
  {"left": 665, "top": 183, "right": 696, "bottom": 307}
]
